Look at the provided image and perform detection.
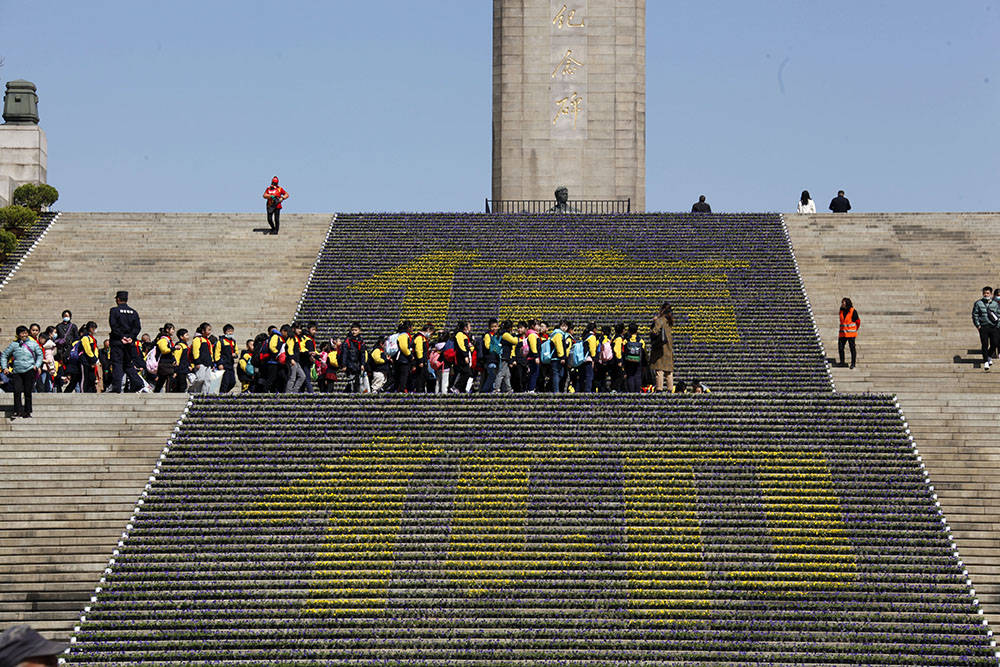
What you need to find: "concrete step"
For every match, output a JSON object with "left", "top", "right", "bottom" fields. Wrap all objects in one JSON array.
[
  {"left": 787, "top": 211, "right": 1000, "bottom": 631},
  {"left": 0, "top": 392, "right": 187, "bottom": 637},
  {"left": 0, "top": 211, "right": 333, "bottom": 340}
]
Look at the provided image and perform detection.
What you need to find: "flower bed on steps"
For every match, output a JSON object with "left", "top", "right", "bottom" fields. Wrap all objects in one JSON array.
[
  {"left": 294, "top": 213, "right": 829, "bottom": 392},
  {"left": 66, "top": 394, "right": 998, "bottom": 666}
]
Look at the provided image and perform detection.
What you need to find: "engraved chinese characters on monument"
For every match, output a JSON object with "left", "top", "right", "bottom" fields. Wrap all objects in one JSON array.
[{"left": 550, "top": 1, "right": 587, "bottom": 139}]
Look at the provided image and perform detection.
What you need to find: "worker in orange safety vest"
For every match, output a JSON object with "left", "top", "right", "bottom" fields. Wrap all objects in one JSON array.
[{"left": 838, "top": 297, "right": 860, "bottom": 369}]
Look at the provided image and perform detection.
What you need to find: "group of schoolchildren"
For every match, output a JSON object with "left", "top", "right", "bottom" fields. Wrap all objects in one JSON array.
[
  {"left": 304, "top": 314, "right": 702, "bottom": 395},
  {"left": 0, "top": 312, "right": 249, "bottom": 397},
  {"left": 1, "top": 313, "right": 114, "bottom": 397},
  {"left": 4, "top": 308, "right": 706, "bottom": 400}
]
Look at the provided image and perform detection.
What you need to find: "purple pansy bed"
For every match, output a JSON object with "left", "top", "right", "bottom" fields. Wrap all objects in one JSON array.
[{"left": 66, "top": 394, "right": 998, "bottom": 666}]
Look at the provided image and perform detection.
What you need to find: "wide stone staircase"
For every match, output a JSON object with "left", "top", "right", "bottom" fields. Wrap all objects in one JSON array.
[
  {"left": 786, "top": 212, "right": 1000, "bottom": 628},
  {"left": 0, "top": 211, "right": 334, "bottom": 640},
  {"left": 0, "top": 212, "right": 333, "bottom": 340},
  {"left": 66, "top": 394, "right": 997, "bottom": 665},
  {"left": 0, "top": 393, "right": 190, "bottom": 640},
  {"left": 0, "top": 211, "right": 59, "bottom": 290}
]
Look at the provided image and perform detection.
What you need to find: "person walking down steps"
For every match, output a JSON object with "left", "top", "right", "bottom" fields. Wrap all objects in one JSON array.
[
  {"left": 973, "top": 286, "right": 1000, "bottom": 371},
  {"left": 263, "top": 176, "right": 289, "bottom": 235}
]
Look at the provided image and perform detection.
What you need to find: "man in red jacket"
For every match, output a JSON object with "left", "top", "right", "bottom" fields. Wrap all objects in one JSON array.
[{"left": 262, "top": 176, "right": 289, "bottom": 235}]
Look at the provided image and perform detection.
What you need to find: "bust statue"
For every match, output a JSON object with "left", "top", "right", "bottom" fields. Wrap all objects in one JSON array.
[{"left": 548, "top": 186, "right": 578, "bottom": 213}]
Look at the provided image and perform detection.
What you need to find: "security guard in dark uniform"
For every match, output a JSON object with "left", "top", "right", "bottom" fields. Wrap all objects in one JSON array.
[{"left": 108, "top": 290, "right": 144, "bottom": 392}]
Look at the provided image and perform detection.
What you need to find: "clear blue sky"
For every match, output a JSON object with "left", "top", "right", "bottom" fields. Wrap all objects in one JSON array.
[{"left": 2, "top": 1, "right": 997, "bottom": 213}]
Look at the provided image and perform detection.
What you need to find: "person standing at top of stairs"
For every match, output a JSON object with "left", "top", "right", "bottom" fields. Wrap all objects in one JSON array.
[
  {"left": 691, "top": 195, "right": 711, "bottom": 212},
  {"left": 797, "top": 190, "right": 816, "bottom": 214},
  {"left": 263, "top": 176, "right": 289, "bottom": 235},
  {"left": 829, "top": 190, "right": 852, "bottom": 213}
]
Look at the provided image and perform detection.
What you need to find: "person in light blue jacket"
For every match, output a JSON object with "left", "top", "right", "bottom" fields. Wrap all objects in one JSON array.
[{"left": 2, "top": 326, "right": 44, "bottom": 419}]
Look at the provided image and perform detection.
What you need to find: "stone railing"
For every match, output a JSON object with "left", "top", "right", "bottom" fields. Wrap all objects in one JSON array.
[{"left": 485, "top": 198, "right": 631, "bottom": 214}]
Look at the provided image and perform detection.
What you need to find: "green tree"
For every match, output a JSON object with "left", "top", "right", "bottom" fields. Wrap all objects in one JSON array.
[
  {"left": 0, "top": 229, "right": 17, "bottom": 257},
  {"left": 0, "top": 205, "right": 37, "bottom": 234},
  {"left": 11, "top": 183, "right": 59, "bottom": 211}
]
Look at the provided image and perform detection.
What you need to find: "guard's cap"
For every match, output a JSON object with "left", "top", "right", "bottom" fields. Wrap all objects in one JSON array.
[
  {"left": 115, "top": 290, "right": 128, "bottom": 301},
  {"left": 0, "top": 625, "right": 67, "bottom": 667}
]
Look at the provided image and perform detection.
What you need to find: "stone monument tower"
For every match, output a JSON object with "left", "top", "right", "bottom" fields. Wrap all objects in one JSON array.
[
  {"left": 0, "top": 79, "right": 48, "bottom": 207},
  {"left": 492, "top": 1, "right": 645, "bottom": 210}
]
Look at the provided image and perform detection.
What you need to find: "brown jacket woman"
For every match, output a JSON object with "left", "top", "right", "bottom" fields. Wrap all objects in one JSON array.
[{"left": 650, "top": 315, "right": 674, "bottom": 373}]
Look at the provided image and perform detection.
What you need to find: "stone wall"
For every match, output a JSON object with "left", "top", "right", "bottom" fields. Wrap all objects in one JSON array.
[
  {"left": 492, "top": 0, "right": 645, "bottom": 209},
  {"left": 0, "top": 124, "right": 47, "bottom": 206}
]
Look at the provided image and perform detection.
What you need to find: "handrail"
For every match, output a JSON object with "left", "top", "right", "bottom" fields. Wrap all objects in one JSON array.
[{"left": 485, "top": 199, "right": 630, "bottom": 214}]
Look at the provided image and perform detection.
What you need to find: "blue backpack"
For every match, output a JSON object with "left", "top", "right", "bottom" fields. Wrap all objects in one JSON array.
[
  {"left": 569, "top": 340, "right": 587, "bottom": 368},
  {"left": 539, "top": 339, "right": 554, "bottom": 364},
  {"left": 68, "top": 340, "right": 83, "bottom": 364}
]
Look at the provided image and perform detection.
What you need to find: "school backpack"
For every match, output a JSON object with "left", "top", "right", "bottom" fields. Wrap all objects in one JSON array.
[
  {"left": 598, "top": 340, "right": 613, "bottom": 364},
  {"left": 539, "top": 339, "right": 554, "bottom": 365},
  {"left": 441, "top": 340, "right": 456, "bottom": 365},
  {"left": 624, "top": 338, "right": 643, "bottom": 363},
  {"left": 521, "top": 331, "right": 535, "bottom": 357},
  {"left": 569, "top": 340, "right": 587, "bottom": 368},
  {"left": 252, "top": 335, "right": 269, "bottom": 366},
  {"left": 385, "top": 333, "right": 400, "bottom": 359},
  {"left": 429, "top": 348, "right": 443, "bottom": 371},
  {"left": 68, "top": 340, "right": 83, "bottom": 364},
  {"left": 489, "top": 332, "right": 503, "bottom": 357},
  {"left": 237, "top": 355, "right": 253, "bottom": 383},
  {"left": 145, "top": 347, "right": 159, "bottom": 374}
]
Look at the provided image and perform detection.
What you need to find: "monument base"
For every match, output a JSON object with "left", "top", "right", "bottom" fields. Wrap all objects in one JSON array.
[{"left": 0, "top": 124, "right": 47, "bottom": 206}]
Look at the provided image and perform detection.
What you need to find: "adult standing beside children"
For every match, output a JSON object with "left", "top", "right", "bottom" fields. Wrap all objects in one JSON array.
[
  {"left": 2, "top": 326, "right": 43, "bottom": 418},
  {"left": 650, "top": 303, "right": 675, "bottom": 392},
  {"left": 838, "top": 297, "right": 861, "bottom": 368},
  {"left": 108, "top": 290, "right": 144, "bottom": 393},
  {"left": 54, "top": 309, "right": 78, "bottom": 362},
  {"left": 263, "top": 176, "right": 289, "bottom": 235}
]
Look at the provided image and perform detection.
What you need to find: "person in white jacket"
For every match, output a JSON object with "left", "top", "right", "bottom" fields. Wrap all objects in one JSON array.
[{"left": 797, "top": 190, "right": 816, "bottom": 213}]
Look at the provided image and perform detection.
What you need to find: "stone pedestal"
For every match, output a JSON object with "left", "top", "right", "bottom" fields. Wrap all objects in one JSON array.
[
  {"left": 492, "top": 0, "right": 645, "bottom": 210},
  {"left": 0, "top": 124, "right": 47, "bottom": 207}
]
